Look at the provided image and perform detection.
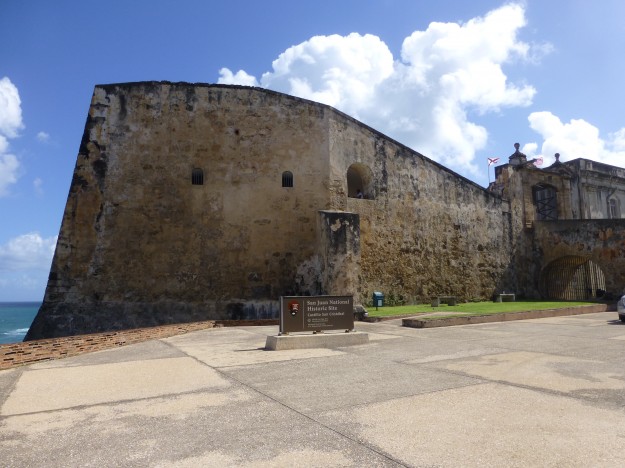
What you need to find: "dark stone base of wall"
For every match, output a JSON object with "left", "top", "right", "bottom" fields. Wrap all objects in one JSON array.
[{"left": 25, "top": 300, "right": 280, "bottom": 341}]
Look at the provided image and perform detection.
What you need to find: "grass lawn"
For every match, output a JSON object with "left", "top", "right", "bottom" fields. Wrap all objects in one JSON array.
[{"left": 367, "top": 300, "right": 600, "bottom": 319}]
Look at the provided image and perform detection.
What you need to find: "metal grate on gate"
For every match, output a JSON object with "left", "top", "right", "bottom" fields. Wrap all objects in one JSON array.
[{"left": 539, "top": 256, "right": 606, "bottom": 300}]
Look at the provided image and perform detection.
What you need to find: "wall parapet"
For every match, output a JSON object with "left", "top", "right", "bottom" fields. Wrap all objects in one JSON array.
[{"left": 0, "top": 321, "right": 219, "bottom": 370}]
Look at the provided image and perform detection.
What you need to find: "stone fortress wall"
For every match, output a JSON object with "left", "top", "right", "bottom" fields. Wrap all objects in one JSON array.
[
  {"left": 27, "top": 82, "right": 519, "bottom": 339},
  {"left": 533, "top": 219, "right": 625, "bottom": 296},
  {"left": 493, "top": 148, "right": 625, "bottom": 301},
  {"left": 327, "top": 112, "right": 515, "bottom": 304},
  {"left": 29, "top": 81, "right": 594, "bottom": 340},
  {"left": 28, "top": 83, "right": 336, "bottom": 338}
]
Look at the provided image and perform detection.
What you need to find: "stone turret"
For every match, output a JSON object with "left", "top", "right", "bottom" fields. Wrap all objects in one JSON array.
[{"left": 509, "top": 142, "right": 527, "bottom": 166}]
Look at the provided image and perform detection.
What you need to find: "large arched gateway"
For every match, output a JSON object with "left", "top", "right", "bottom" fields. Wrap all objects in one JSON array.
[{"left": 539, "top": 256, "right": 606, "bottom": 301}]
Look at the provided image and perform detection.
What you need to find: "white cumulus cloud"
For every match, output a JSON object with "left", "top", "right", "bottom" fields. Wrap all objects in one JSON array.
[
  {"left": 36, "top": 131, "right": 50, "bottom": 143},
  {"left": 218, "top": 3, "right": 542, "bottom": 176},
  {"left": 33, "top": 177, "right": 43, "bottom": 195},
  {"left": 259, "top": 33, "right": 395, "bottom": 119},
  {"left": 0, "top": 232, "right": 57, "bottom": 271},
  {"left": 218, "top": 68, "right": 259, "bottom": 86},
  {"left": 0, "top": 76, "right": 23, "bottom": 197},
  {"left": 525, "top": 111, "right": 625, "bottom": 167},
  {"left": 0, "top": 153, "right": 19, "bottom": 197},
  {"left": 0, "top": 77, "right": 23, "bottom": 138}
]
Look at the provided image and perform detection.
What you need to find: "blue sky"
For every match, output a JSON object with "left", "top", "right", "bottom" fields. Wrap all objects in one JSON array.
[{"left": 1, "top": 0, "right": 625, "bottom": 301}]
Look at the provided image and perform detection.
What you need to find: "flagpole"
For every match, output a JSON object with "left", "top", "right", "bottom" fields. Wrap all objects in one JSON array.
[{"left": 487, "top": 158, "right": 500, "bottom": 186}]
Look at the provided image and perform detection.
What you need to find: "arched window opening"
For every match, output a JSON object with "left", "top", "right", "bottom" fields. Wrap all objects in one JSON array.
[
  {"left": 347, "top": 163, "right": 374, "bottom": 199},
  {"left": 282, "top": 171, "right": 293, "bottom": 188},
  {"left": 539, "top": 256, "right": 606, "bottom": 300},
  {"left": 608, "top": 198, "right": 620, "bottom": 219},
  {"left": 192, "top": 168, "right": 204, "bottom": 185},
  {"left": 533, "top": 184, "right": 558, "bottom": 220}
]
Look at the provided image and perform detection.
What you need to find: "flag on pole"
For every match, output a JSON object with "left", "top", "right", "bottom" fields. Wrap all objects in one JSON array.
[{"left": 487, "top": 157, "right": 500, "bottom": 184}]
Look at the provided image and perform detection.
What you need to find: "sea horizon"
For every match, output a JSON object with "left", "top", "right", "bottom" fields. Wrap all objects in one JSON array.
[{"left": 0, "top": 301, "right": 40, "bottom": 345}]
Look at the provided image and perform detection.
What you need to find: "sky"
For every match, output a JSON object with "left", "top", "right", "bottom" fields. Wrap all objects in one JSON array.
[{"left": 1, "top": 0, "right": 625, "bottom": 301}]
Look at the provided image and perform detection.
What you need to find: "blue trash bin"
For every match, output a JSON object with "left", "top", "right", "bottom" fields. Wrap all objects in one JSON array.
[{"left": 372, "top": 292, "right": 384, "bottom": 308}]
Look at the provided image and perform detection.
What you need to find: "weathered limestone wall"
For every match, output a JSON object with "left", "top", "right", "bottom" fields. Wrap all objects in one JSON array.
[
  {"left": 496, "top": 164, "right": 574, "bottom": 225},
  {"left": 570, "top": 159, "right": 625, "bottom": 220},
  {"left": 317, "top": 210, "right": 361, "bottom": 297},
  {"left": 327, "top": 114, "right": 515, "bottom": 304},
  {"left": 533, "top": 219, "right": 625, "bottom": 297},
  {"left": 494, "top": 164, "right": 564, "bottom": 298},
  {"left": 28, "top": 83, "right": 335, "bottom": 339},
  {"left": 28, "top": 82, "right": 519, "bottom": 340},
  {"left": 493, "top": 160, "right": 625, "bottom": 298}
]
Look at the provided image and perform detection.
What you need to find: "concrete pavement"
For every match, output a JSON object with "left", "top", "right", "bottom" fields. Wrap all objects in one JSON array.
[{"left": 2, "top": 312, "right": 625, "bottom": 467}]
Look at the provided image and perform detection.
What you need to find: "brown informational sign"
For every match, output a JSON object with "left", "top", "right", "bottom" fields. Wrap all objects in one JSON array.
[{"left": 280, "top": 295, "right": 354, "bottom": 334}]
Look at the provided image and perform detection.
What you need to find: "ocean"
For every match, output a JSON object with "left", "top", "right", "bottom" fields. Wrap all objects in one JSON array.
[{"left": 0, "top": 302, "right": 40, "bottom": 345}]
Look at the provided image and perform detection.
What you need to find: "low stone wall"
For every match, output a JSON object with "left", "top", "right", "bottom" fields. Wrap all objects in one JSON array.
[
  {"left": 0, "top": 321, "right": 218, "bottom": 370},
  {"left": 403, "top": 304, "right": 610, "bottom": 328}
]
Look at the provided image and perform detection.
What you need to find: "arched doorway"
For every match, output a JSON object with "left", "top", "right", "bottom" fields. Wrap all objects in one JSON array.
[
  {"left": 539, "top": 256, "right": 606, "bottom": 300},
  {"left": 347, "top": 163, "right": 374, "bottom": 199}
]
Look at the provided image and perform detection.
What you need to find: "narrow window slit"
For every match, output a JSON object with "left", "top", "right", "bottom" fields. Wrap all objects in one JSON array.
[
  {"left": 282, "top": 171, "right": 293, "bottom": 188},
  {"left": 192, "top": 168, "right": 204, "bottom": 185}
]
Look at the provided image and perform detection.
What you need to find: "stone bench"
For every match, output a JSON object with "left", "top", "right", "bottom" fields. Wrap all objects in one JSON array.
[
  {"left": 494, "top": 293, "right": 515, "bottom": 302},
  {"left": 431, "top": 296, "right": 457, "bottom": 307}
]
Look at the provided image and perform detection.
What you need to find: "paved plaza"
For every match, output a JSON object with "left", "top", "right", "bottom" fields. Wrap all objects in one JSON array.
[{"left": 2, "top": 312, "right": 625, "bottom": 467}]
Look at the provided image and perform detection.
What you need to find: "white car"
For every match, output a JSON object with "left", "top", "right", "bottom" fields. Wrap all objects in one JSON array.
[{"left": 618, "top": 296, "right": 625, "bottom": 322}]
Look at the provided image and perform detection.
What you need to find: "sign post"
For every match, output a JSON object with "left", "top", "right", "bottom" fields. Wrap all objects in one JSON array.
[{"left": 279, "top": 295, "right": 354, "bottom": 335}]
